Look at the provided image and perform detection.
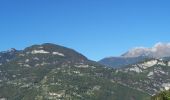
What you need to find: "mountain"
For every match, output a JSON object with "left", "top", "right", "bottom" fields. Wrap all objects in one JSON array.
[
  {"left": 99, "top": 42, "right": 170, "bottom": 68},
  {"left": 113, "top": 58, "right": 170, "bottom": 95},
  {"left": 0, "top": 43, "right": 150, "bottom": 100},
  {"left": 122, "top": 42, "right": 170, "bottom": 58},
  {"left": 99, "top": 56, "right": 149, "bottom": 68},
  {"left": 2, "top": 43, "right": 170, "bottom": 100},
  {"left": 99, "top": 56, "right": 170, "bottom": 98},
  {"left": 0, "top": 48, "right": 18, "bottom": 64}
]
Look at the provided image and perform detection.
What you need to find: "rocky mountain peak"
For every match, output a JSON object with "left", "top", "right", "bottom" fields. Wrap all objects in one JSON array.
[{"left": 122, "top": 42, "right": 170, "bottom": 58}]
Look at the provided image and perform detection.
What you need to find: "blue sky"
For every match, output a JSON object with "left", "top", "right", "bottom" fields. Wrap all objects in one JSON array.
[{"left": 0, "top": 0, "right": 170, "bottom": 61}]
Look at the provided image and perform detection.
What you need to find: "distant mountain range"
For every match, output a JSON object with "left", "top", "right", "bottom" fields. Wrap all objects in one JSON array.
[
  {"left": 99, "top": 42, "right": 170, "bottom": 68},
  {"left": 1, "top": 43, "right": 170, "bottom": 100},
  {"left": 99, "top": 56, "right": 149, "bottom": 68},
  {"left": 0, "top": 48, "right": 18, "bottom": 64}
]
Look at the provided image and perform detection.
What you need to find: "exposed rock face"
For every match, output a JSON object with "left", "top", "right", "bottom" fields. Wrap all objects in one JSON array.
[{"left": 116, "top": 58, "right": 170, "bottom": 95}]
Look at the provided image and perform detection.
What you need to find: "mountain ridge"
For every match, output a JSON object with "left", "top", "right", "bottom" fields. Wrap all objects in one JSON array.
[
  {"left": 0, "top": 43, "right": 150, "bottom": 100},
  {"left": 99, "top": 42, "right": 170, "bottom": 68}
]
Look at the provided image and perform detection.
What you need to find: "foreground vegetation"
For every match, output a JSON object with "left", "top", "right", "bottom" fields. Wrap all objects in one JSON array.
[{"left": 152, "top": 90, "right": 170, "bottom": 100}]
